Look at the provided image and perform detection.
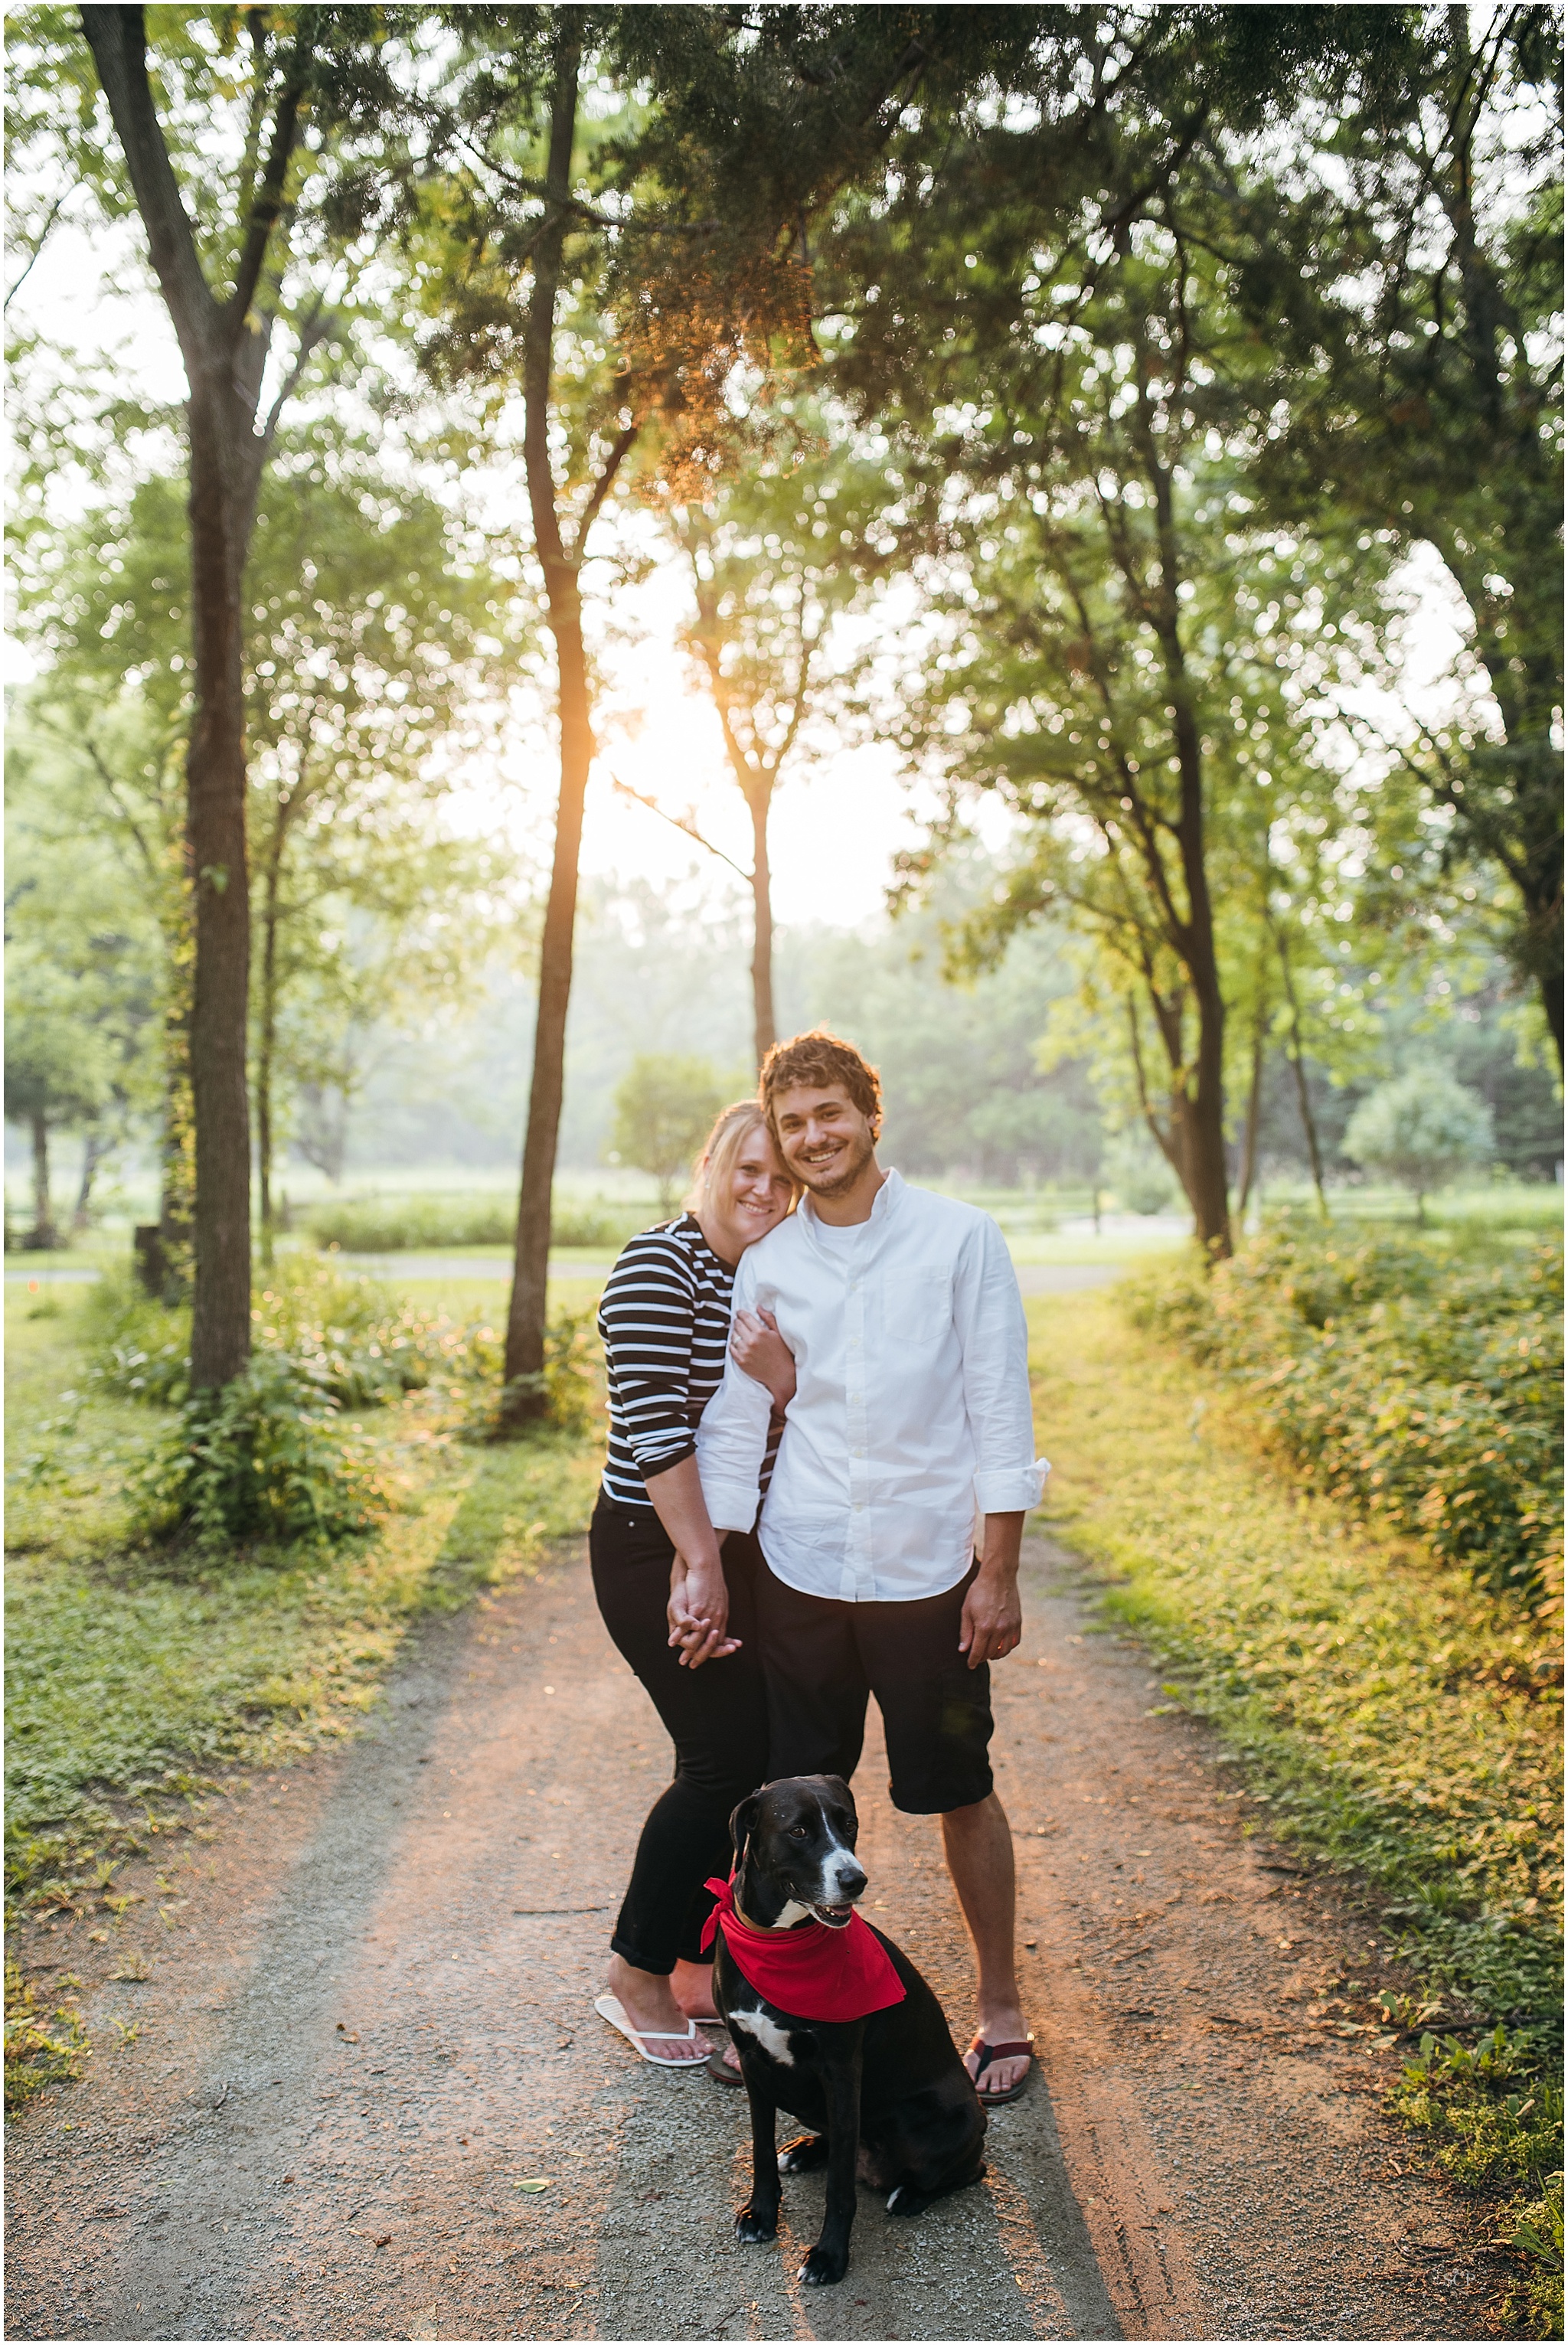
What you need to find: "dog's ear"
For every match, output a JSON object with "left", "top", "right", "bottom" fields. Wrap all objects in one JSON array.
[{"left": 729, "top": 1791, "right": 762, "bottom": 1863}]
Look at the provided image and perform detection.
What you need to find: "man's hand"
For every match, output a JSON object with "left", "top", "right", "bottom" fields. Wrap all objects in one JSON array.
[
  {"left": 958, "top": 1511, "right": 1025, "bottom": 1670},
  {"left": 668, "top": 1556, "right": 740, "bottom": 1671}
]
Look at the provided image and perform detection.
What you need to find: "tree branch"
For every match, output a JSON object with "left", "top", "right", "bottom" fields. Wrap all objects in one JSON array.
[
  {"left": 610, "top": 775, "right": 752, "bottom": 881},
  {"left": 226, "top": 47, "right": 305, "bottom": 336},
  {"left": 79, "top": 6, "right": 220, "bottom": 381}
]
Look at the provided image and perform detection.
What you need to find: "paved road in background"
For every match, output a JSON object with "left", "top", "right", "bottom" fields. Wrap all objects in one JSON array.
[{"left": 7, "top": 1258, "right": 1127, "bottom": 1295}]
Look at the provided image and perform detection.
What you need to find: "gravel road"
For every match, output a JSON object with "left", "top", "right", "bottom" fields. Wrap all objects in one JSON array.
[{"left": 6, "top": 1533, "right": 1493, "bottom": 2341}]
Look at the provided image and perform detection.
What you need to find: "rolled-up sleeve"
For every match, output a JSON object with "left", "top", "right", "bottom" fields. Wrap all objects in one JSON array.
[
  {"left": 696, "top": 1256, "right": 773, "bottom": 1531},
  {"left": 954, "top": 1217, "right": 1049, "bottom": 1514}
]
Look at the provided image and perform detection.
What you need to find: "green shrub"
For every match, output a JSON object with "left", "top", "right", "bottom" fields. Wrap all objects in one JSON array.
[
  {"left": 89, "top": 1258, "right": 477, "bottom": 1416},
  {"left": 250, "top": 1256, "right": 468, "bottom": 1407},
  {"left": 305, "top": 1192, "right": 644, "bottom": 1253},
  {"left": 1128, "top": 1223, "right": 1563, "bottom": 1606},
  {"left": 459, "top": 1306, "right": 604, "bottom": 1440},
  {"left": 82, "top": 1271, "right": 191, "bottom": 1405},
  {"left": 130, "top": 1350, "right": 385, "bottom": 1550}
]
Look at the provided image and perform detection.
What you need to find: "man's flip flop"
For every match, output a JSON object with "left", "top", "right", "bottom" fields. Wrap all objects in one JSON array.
[
  {"left": 593, "top": 1994, "right": 707, "bottom": 2068},
  {"left": 967, "top": 2036, "right": 1034, "bottom": 2105},
  {"left": 706, "top": 2040, "right": 743, "bottom": 2088}
]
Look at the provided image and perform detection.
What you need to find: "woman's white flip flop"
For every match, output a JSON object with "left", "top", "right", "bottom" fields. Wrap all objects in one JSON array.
[{"left": 593, "top": 1994, "right": 707, "bottom": 2067}]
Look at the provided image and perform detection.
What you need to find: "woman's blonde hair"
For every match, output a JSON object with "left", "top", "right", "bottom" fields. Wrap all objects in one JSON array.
[{"left": 686, "top": 1099, "right": 796, "bottom": 1213}]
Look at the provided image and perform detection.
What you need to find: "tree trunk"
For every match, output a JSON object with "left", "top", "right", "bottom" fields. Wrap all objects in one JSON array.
[
  {"left": 73, "top": 1129, "right": 109, "bottom": 1231},
  {"left": 748, "top": 785, "right": 776, "bottom": 1068},
  {"left": 1168, "top": 703, "right": 1230, "bottom": 1257},
  {"left": 82, "top": 5, "right": 307, "bottom": 1390},
  {"left": 501, "top": 37, "right": 584, "bottom": 1429},
  {"left": 256, "top": 829, "right": 283, "bottom": 1267},
  {"left": 28, "top": 1112, "right": 57, "bottom": 1250},
  {"left": 1236, "top": 1021, "right": 1266, "bottom": 1220},
  {"left": 1275, "top": 926, "right": 1329, "bottom": 1219},
  {"left": 184, "top": 407, "right": 254, "bottom": 1386}
]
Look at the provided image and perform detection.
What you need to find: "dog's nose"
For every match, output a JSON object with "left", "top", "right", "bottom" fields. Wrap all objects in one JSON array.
[{"left": 841, "top": 1863, "right": 868, "bottom": 1900}]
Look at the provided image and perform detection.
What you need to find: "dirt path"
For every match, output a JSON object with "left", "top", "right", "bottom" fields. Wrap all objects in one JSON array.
[{"left": 6, "top": 1533, "right": 1492, "bottom": 2343}]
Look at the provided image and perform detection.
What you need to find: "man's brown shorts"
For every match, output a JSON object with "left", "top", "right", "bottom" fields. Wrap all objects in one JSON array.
[{"left": 756, "top": 1557, "right": 995, "bottom": 1815}]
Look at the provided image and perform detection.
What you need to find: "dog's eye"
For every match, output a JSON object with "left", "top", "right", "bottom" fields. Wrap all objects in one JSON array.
[{"left": 789, "top": 1826, "right": 807, "bottom": 1839}]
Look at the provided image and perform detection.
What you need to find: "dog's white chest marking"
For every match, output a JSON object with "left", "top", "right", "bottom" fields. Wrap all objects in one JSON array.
[{"left": 731, "top": 2004, "right": 796, "bottom": 2066}]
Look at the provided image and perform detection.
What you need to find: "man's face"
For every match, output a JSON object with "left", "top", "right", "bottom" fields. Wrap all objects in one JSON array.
[{"left": 769, "top": 1081, "right": 878, "bottom": 1198}]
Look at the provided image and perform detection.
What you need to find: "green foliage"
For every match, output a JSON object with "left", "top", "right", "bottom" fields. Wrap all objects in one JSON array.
[
  {"left": 129, "top": 1351, "right": 386, "bottom": 1551},
  {"left": 86, "top": 1256, "right": 480, "bottom": 1415},
  {"left": 1506, "top": 2174, "right": 1565, "bottom": 2339},
  {"left": 608, "top": 1054, "right": 728, "bottom": 1209},
  {"left": 1129, "top": 1225, "right": 1563, "bottom": 1605},
  {"left": 1391, "top": 2030, "right": 1564, "bottom": 2338},
  {"left": 81, "top": 1270, "right": 190, "bottom": 1406},
  {"left": 305, "top": 1192, "right": 642, "bottom": 1253},
  {"left": 460, "top": 1308, "right": 605, "bottom": 1444},
  {"left": 1344, "top": 1068, "right": 1496, "bottom": 1215}
]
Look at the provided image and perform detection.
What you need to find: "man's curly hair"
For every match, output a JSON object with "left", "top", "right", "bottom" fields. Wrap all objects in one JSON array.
[{"left": 759, "top": 1029, "right": 882, "bottom": 1132}]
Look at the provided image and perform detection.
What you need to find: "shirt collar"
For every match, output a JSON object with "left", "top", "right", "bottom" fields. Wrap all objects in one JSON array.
[{"left": 799, "top": 1166, "right": 903, "bottom": 1252}]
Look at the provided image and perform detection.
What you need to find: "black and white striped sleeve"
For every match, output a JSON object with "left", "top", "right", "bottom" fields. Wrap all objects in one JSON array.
[{"left": 597, "top": 1230, "right": 704, "bottom": 1482}]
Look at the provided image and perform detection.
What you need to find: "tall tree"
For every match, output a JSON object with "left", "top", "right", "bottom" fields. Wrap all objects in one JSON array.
[
  {"left": 1230, "top": 7, "right": 1564, "bottom": 1058},
  {"left": 822, "top": 7, "right": 1434, "bottom": 1249},
  {"left": 409, "top": 5, "right": 974, "bottom": 1422},
  {"left": 16, "top": 429, "right": 525, "bottom": 1258},
  {"left": 74, "top": 5, "right": 397, "bottom": 1386}
]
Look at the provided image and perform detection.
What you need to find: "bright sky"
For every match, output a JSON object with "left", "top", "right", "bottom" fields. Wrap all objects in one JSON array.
[
  {"left": 6, "top": 215, "right": 945, "bottom": 930},
  {"left": 8, "top": 213, "right": 1480, "bottom": 933}
]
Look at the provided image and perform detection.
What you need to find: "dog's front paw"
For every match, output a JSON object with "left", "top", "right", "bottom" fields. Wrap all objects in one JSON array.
[
  {"left": 778, "top": 2133, "right": 829, "bottom": 2174},
  {"left": 886, "top": 2183, "right": 928, "bottom": 2218},
  {"left": 735, "top": 2203, "right": 779, "bottom": 2245},
  {"left": 799, "top": 2245, "right": 849, "bottom": 2288}
]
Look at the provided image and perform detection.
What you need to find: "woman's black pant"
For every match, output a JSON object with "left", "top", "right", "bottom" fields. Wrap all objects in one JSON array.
[{"left": 589, "top": 1493, "right": 769, "bottom": 1974}]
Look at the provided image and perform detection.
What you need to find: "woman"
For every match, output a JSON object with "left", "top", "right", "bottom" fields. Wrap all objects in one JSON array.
[{"left": 590, "top": 1099, "right": 797, "bottom": 2068}]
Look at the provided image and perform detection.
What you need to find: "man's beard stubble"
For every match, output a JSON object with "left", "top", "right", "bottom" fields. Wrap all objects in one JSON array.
[{"left": 794, "top": 1124, "right": 877, "bottom": 1200}]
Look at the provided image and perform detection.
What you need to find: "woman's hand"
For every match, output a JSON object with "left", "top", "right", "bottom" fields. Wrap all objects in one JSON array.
[
  {"left": 731, "top": 1307, "right": 796, "bottom": 1414},
  {"left": 668, "top": 1554, "right": 740, "bottom": 1671}
]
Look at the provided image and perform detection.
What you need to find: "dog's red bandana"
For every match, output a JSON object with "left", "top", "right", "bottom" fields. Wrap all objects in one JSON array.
[{"left": 701, "top": 1876, "right": 906, "bottom": 2023}]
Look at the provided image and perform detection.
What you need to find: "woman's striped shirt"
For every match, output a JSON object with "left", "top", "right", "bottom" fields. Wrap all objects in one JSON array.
[{"left": 598, "top": 1214, "right": 740, "bottom": 1507}]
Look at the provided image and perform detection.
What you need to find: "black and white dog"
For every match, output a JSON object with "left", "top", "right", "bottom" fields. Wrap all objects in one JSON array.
[{"left": 713, "top": 1774, "right": 987, "bottom": 2288}]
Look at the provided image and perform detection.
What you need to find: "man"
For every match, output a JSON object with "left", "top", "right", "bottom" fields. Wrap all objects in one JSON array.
[{"left": 691, "top": 1029, "right": 1045, "bottom": 2103}]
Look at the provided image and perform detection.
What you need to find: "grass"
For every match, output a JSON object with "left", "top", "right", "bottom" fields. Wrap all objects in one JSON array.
[
  {"left": 4, "top": 1273, "right": 606, "bottom": 1991},
  {"left": 1028, "top": 1284, "right": 1563, "bottom": 2329}
]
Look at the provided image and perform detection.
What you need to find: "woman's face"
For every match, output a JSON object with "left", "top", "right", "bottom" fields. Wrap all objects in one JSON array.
[{"left": 703, "top": 1125, "right": 794, "bottom": 1260}]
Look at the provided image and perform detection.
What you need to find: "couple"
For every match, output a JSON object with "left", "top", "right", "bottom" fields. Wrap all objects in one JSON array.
[{"left": 590, "top": 1029, "right": 1044, "bottom": 2105}]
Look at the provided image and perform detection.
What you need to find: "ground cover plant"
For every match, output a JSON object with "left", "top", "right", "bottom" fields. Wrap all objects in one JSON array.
[
  {"left": 1028, "top": 1285, "right": 1563, "bottom": 2330},
  {"left": 3, "top": 1271, "right": 606, "bottom": 2110},
  {"left": 1131, "top": 1220, "right": 1563, "bottom": 1609}
]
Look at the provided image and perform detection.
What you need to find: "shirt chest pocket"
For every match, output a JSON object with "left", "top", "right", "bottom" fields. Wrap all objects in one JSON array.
[{"left": 884, "top": 1265, "right": 952, "bottom": 1347}]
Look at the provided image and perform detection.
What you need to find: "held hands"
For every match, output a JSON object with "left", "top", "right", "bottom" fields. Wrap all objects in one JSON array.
[
  {"left": 730, "top": 1308, "right": 796, "bottom": 1414},
  {"left": 668, "top": 1553, "right": 741, "bottom": 1671}
]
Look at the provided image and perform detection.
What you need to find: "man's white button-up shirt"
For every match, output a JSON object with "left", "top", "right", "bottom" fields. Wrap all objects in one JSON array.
[{"left": 696, "top": 1169, "right": 1047, "bottom": 1603}]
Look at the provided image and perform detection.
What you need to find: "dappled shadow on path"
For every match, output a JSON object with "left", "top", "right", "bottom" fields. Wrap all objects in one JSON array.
[{"left": 6, "top": 1533, "right": 1488, "bottom": 2340}]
